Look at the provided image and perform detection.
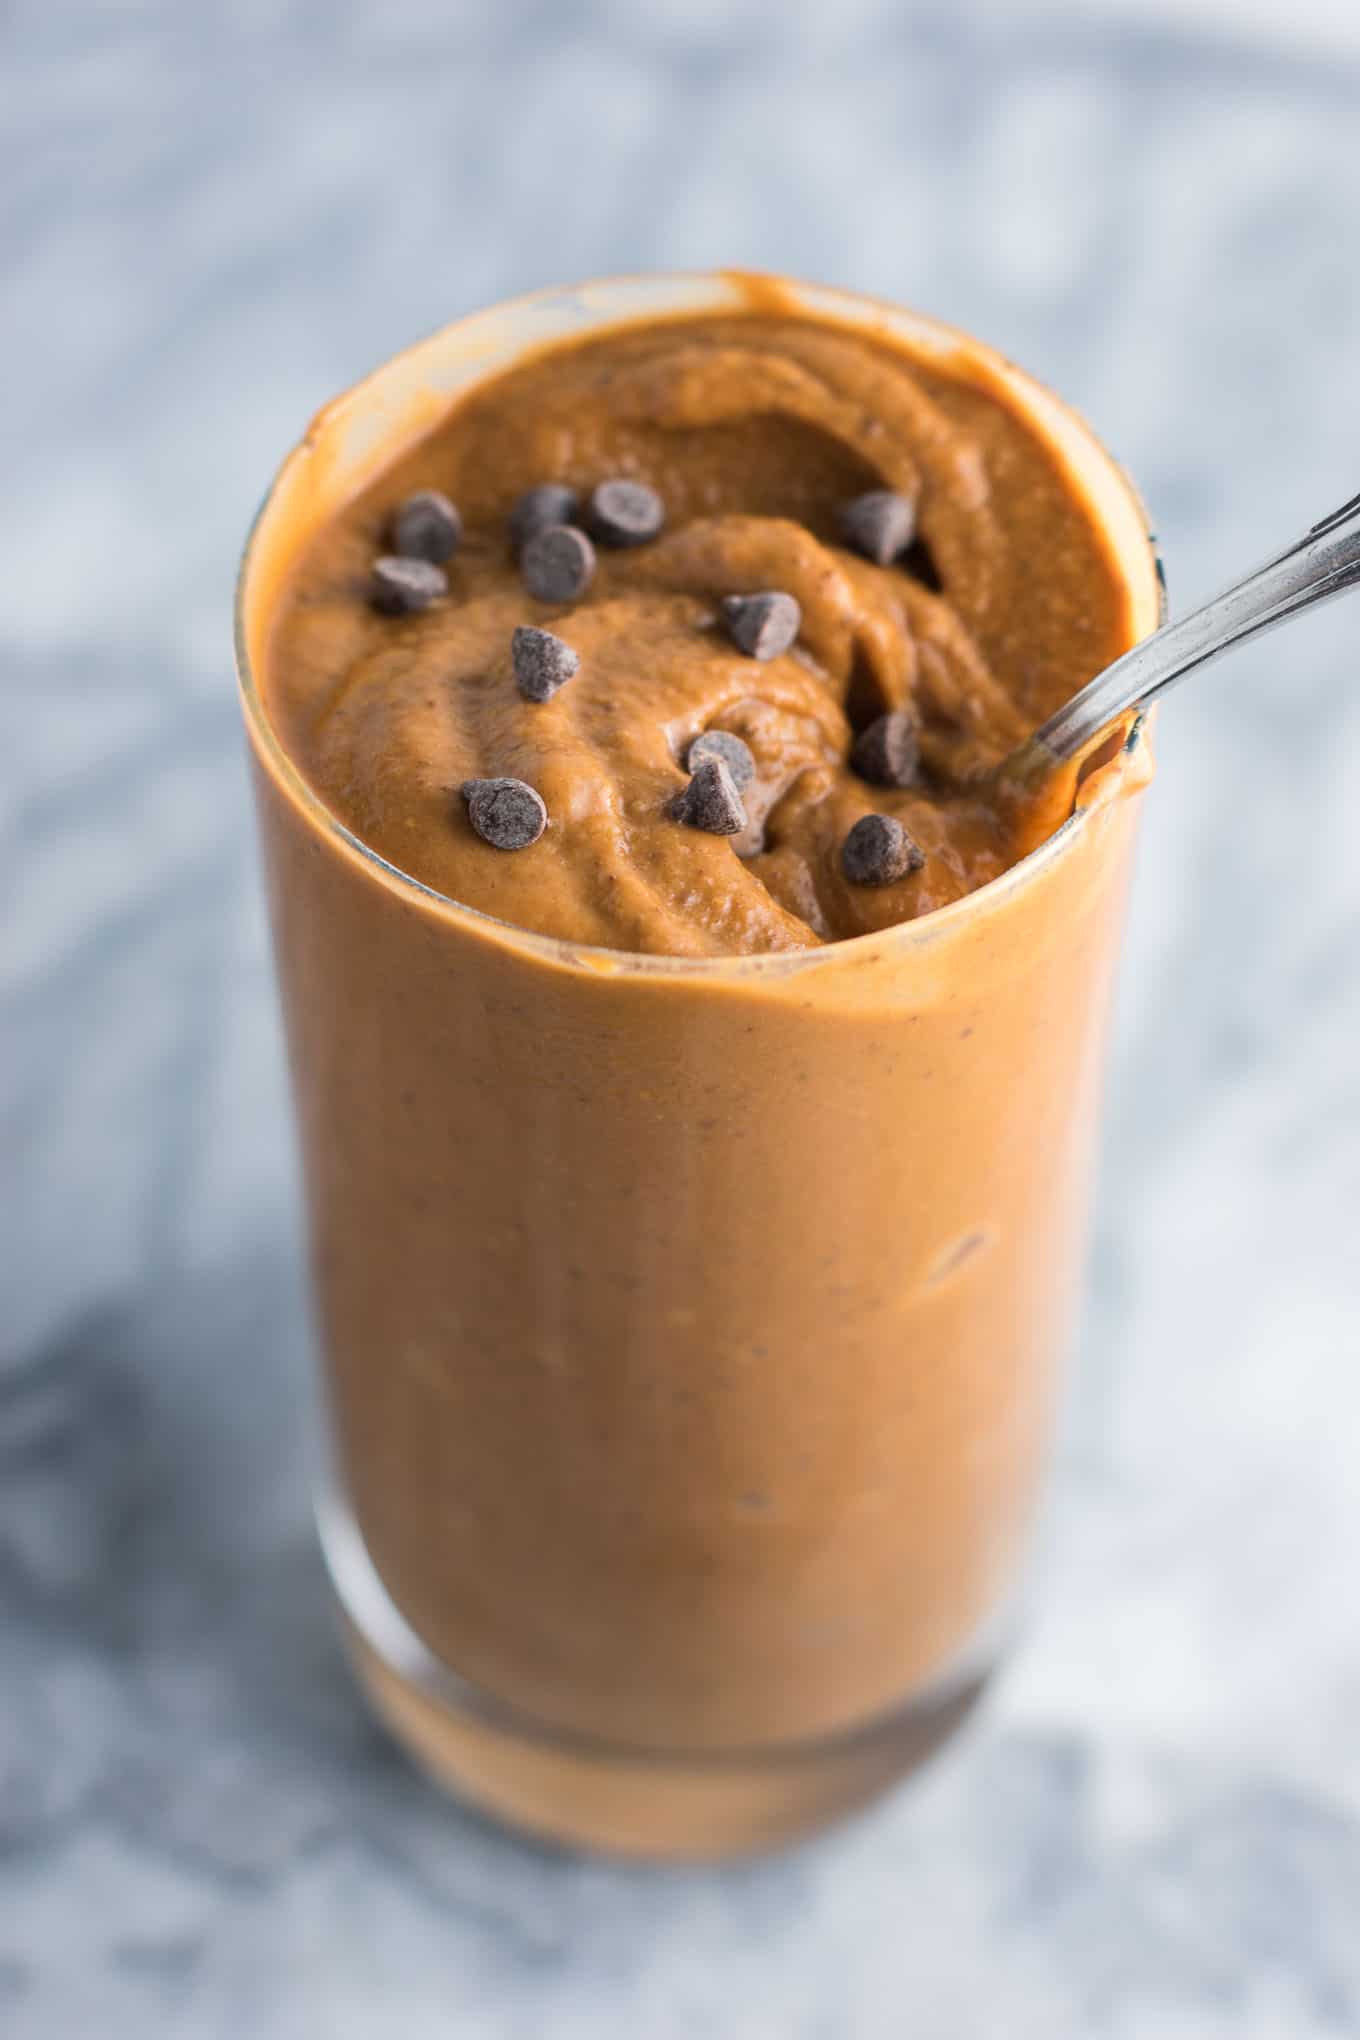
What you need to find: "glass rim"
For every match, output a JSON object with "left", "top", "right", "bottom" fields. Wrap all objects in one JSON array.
[{"left": 234, "top": 269, "right": 1164, "bottom": 984}]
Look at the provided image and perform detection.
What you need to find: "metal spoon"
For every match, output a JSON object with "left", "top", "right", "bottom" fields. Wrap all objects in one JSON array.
[{"left": 1004, "top": 487, "right": 1360, "bottom": 782}]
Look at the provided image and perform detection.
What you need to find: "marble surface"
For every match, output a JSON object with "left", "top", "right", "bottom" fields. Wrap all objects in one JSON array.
[{"left": 6, "top": 2, "right": 1360, "bottom": 2032}]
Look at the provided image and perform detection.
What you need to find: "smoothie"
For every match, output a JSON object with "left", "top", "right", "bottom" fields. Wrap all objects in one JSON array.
[{"left": 238, "top": 275, "right": 1160, "bottom": 1855}]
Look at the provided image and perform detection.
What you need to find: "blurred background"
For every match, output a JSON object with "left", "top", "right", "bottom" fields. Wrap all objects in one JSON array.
[{"left": 5, "top": 2, "right": 1359, "bottom": 2033}]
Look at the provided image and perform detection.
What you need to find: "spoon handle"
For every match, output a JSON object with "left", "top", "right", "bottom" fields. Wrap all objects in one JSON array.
[{"left": 1032, "top": 487, "right": 1360, "bottom": 762}]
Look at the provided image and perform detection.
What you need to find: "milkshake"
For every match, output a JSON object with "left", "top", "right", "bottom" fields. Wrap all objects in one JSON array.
[{"left": 236, "top": 274, "right": 1160, "bottom": 1855}]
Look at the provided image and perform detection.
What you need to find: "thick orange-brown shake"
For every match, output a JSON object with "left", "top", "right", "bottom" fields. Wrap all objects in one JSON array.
[{"left": 238, "top": 276, "right": 1160, "bottom": 1856}]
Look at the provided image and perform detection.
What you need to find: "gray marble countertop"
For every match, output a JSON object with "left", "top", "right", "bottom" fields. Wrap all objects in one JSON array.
[{"left": 6, "top": 3, "right": 1360, "bottom": 2033}]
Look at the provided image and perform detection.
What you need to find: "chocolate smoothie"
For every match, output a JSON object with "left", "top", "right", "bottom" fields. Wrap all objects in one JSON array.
[{"left": 239, "top": 276, "right": 1160, "bottom": 1855}]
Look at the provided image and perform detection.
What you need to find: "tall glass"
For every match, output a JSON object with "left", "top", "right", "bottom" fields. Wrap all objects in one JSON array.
[{"left": 236, "top": 277, "right": 1161, "bottom": 1858}]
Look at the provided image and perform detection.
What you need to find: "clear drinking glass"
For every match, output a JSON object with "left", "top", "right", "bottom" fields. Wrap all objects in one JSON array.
[{"left": 236, "top": 276, "right": 1162, "bottom": 1858}]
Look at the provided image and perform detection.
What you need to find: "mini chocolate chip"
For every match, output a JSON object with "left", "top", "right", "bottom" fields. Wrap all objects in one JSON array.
[
  {"left": 841, "top": 812, "right": 924, "bottom": 886},
  {"left": 390, "top": 489, "right": 462, "bottom": 564},
  {"left": 512, "top": 624, "right": 579, "bottom": 702},
  {"left": 686, "top": 729, "right": 755, "bottom": 792},
  {"left": 669, "top": 757, "right": 747, "bottom": 836},
  {"left": 838, "top": 489, "right": 917, "bottom": 566},
  {"left": 589, "top": 478, "right": 665, "bottom": 548},
  {"left": 851, "top": 710, "right": 920, "bottom": 789},
  {"left": 370, "top": 555, "right": 447, "bottom": 614},
  {"left": 461, "top": 776, "right": 548, "bottom": 851},
  {"left": 509, "top": 483, "right": 581, "bottom": 555},
  {"left": 521, "top": 523, "right": 596, "bottom": 603},
  {"left": 721, "top": 590, "right": 801, "bottom": 661}
]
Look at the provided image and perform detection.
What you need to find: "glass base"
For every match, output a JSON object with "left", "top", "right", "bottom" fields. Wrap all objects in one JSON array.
[{"left": 320, "top": 1490, "right": 995, "bottom": 1861}]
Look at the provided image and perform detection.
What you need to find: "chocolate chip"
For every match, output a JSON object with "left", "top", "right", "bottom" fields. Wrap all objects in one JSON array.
[
  {"left": 851, "top": 711, "right": 920, "bottom": 789},
  {"left": 669, "top": 758, "right": 747, "bottom": 836},
  {"left": 686, "top": 729, "right": 755, "bottom": 792},
  {"left": 521, "top": 523, "right": 596, "bottom": 603},
  {"left": 512, "top": 624, "right": 579, "bottom": 702},
  {"left": 838, "top": 489, "right": 917, "bottom": 566},
  {"left": 841, "top": 812, "right": 924, "bottom": 886},
  {"left": 721, "top": 590, "right": 801, "bottom": 662},
  {"left": 589, "top": 479, "right": 665, "bottom": 548},
  {"left": 370, "top": 555, "right": 447, "bottom": 614},
  {"left": 509, "top": 483, "right": 580, "bottom": 555},
  {"left": 461, "top": 776, "right": 548, "bottom": 851},
  {"left": 390, "top": 489, "right": 462, "bottom": 564}
]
